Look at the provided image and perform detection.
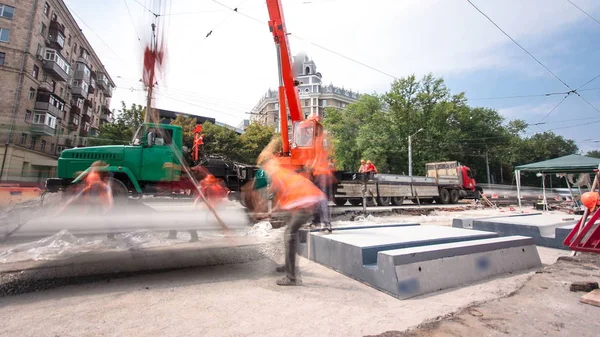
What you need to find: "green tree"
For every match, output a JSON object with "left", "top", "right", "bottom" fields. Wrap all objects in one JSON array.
[
  {"left": 201, "top": 121, "right": 241, "bottom": 160},
  {"left": 586, "top": 150, "right": 600, "bottom": 159},
  {"left": 170, "top": 115, "right": 198, "bottom": 148},
  {"left": 238, "top": 122, "right": 276, "bottom": 164},
  {"left": 88, "top": 102, "right": 145, "bottom": 146}
]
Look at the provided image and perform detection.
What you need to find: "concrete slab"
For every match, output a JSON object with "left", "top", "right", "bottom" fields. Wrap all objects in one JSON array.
[
  {"left": 452, "top": 212, "right": 542, "bottom": 229},
  {"left": 470, "top": 214, "right": 580, "bottom": 249},
  {"left": 298, "top": 225, "right": 541, "bottom": 299},
  {"left": 301, "top": 225, "right": 498, "bottom": 265}
]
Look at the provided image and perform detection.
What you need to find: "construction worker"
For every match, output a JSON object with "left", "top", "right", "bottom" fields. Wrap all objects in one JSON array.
[
  {"left": 365, "top": 160, "right": 378, "bottom": 174},
  {"left": 308, "top": 131, "right": 335, "bottom": 233},
  {"left": 358, "top": 159, "right": 368, "bottom": 173},
  {"left": 257, "top": 138, "right": 326, "bottom": 286},
  {"left": 56, "top": 161, "right": 113, "bottom": 215}
]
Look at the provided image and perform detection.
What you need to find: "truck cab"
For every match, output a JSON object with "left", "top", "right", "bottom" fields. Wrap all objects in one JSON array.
[{"left": 46, "top": 123, "right": 183, "bottom": 193}]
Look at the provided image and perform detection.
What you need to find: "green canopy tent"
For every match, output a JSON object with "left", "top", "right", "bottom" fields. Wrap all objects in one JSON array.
[{"left": 514, "top": 154, "right": 600, "bottom": 208}]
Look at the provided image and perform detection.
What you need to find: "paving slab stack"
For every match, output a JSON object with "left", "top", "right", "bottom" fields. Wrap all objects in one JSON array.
[
  {"left": 298, "top": 224, "right": 541, "bottom": 299},
  {"left": 452, "top": 213, "right": 580, "bottom": 249}
]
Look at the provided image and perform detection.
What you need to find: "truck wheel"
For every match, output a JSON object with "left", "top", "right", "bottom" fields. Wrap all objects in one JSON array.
[
  {"left": 349, "top": 199, "right": 362, "bottom": 206},
  {"left": 391, "top": 197, "right": 405, "bottom": 206},
  {"left": 377, "top": 196, "right": 390, "bottom": 206},
  {"left": 108, "top": 178, "right": 129, "bottom": 200},
  {"left": 334, "top": 198, "right": 347, "bottom": 206},
  {"left": 449, "top": 189, "right": 460, "bottom": 204},
  {"left": 439, "top": 188, "right": 451, "bottom": 204},
  {"left": 366, "top": 198, "right": 376, "bottom": 207}
]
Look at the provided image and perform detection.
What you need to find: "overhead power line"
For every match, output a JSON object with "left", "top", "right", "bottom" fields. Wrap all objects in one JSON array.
[
  {"left": 537, "top": 94, "right": 571, "bottom": 124},
  {"left": 577, "top": 73, "right": 600, "bottom": 90},
  {"left": 123, "top": 0, "right": 143, "bottom": 46},
  {"left": 210, "top": 0, "right": 400, "bottom": 80},
  {"left": 567, "top": 0, "right": 600, "bottom": 27},
  {"left": 465, "top": 0, "right": 573, "bottom": 91},
  {"left": 64, "top": 3, "right": 125, "bottom": 64}
]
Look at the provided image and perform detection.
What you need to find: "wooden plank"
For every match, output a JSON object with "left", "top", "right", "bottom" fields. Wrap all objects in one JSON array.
[{"left": 580, "top": 289, "right": 600, "bottom": 307}]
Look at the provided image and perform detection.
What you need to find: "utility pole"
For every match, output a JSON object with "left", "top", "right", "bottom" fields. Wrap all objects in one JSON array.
[
  {"left": 408, "top": 128, "right": 424, "bottom": 177},
  {"left": 144, "top": 23, "right": 157, "bottom": 124},
  {"left": 485, "top": 151, "right": 491, "bottom": 184}
]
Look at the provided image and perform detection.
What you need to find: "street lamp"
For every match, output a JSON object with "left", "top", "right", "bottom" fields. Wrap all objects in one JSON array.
[{"left": 408, "top": 128, "right": 424, "bottom": 177}]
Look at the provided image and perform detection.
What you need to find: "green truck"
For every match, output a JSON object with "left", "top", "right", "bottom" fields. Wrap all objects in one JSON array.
[{"left": 45, "top": 123, "right": 256, "bottom": 198}]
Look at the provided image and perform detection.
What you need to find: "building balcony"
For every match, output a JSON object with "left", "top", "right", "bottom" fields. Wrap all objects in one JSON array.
[
  {"left": 79, "top": 128, "right": 88, "bottom": 137},
  {"left": 42, "top": 49, "right": 70, "bottom": 82},
  {"left": 42, "top": 59, "right": 69, "bottom": 82},
  {"left": 47, "top": 20, "right": 66, "bottom": 50},
  {"left": 30, "top": 123, "right": 56, "bottom": 136},
  {"left": 35, "top": 93, "right": 65, "bottom": 120},
  {"left": 104, "top": 85, "right": 113, "bottom": 97},
  {"left": 68, "top": 122, "right": 79, "bottom": 132},
  {"left": 100, "top": 112, "right": 112, "bottom": 123},
  {"left": 71, "top": 85, "right": 88, "bottom": 98},
  {"left": 70, "top": 105, "right": 81, "bottom": 116},
  {"left": 38, "top": 81, "right": 53, "bottom": 92},
  {"left": 97, "top": 73, "right": 108, "bottom": 90},
  {"left": 88, "top": 78, "right": 96, "bottom": 94}
]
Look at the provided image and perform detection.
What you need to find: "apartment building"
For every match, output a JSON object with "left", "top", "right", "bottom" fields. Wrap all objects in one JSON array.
[
  {"left": 250, "top": 52, "right": 359, "bottom": 132},
  {"left": 0, "top": 0, "right": 115, "bottom": 186}
]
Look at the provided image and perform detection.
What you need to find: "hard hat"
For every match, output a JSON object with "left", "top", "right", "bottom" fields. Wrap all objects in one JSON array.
[{"left": 581, "top": 192, "right": 599, "bottom": 210}]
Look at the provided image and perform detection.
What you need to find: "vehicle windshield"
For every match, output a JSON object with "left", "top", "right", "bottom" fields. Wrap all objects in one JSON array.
[
  {"left": 132, "top": 126, "right": 143, "bottom": 145},
  {"left": 293, "top": 121, "right": 315, "bottom": 147}
]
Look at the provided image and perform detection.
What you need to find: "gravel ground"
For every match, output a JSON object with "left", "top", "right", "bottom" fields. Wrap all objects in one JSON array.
[{"left": 372, "top": 253, "right": 600, "bottom": 337}]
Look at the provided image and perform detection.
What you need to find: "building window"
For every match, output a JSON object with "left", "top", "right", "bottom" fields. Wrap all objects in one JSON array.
[
  {"left": 51, "top": 80, "right": 56, "bottom": 91},
  {"left": 50, "top": 143, "right": 55, "bottom": 154},
  {"left": 41, "top": 140, "right": 47, "bottom": 152},
  {"left": 36, "top": 43, "right": 43, "bottom": 57},
  {"left": 59, "top": 87, "right": 63, "bottom": 95},
  {"left": 0, "top": 4, "right": 14, "bottom": 19},
  {"left": 322, "top": 99, "right": 327, "bottom": 107},
  {"left": 41, "top": 23, "right": 46, "bottom": 36},
  {"left": 25, "top": 110, "right": 31, "bottom": 122},
  {"left": 0, "top": 51, "right": 4, "bottom": 65},
  {"left": 0, "top": 27, "right": 10, "bottom": 42},
  {"left": 304, "top": 99, "right": 310, "bottom": 107},
  {"left": 31, "top": 136, "right": 37, "bottom": 150},
  {"left": 51, "top": 13, "right": 57, "bottom": 21},
  {"left": 20, "top": 133, "right": 27, "bottom": 145},
  {"left": 43, "top": 2, "right": 50, "bottom": 16},
  {"left": 67, "top": 35, "right": 71, "bottom": 46},
  {"left": 32, "top": 65, "right": 39, "bottom": 79},
  {"left": 29, "top": 88, "right": 36, "bottom": 100}
]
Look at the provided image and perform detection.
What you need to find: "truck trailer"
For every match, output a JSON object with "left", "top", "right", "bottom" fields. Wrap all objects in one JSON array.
[{"left": 332, "top": 161, "right": 483, "bottom": 206}]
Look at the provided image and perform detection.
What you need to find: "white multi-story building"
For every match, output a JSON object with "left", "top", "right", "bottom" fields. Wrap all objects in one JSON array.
[{"left": 250, "top": 52, "right": 359, "bottom": 133}]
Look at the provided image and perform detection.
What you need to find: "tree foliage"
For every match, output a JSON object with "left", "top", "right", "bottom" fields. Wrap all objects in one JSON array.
[
  {"left": 89, "top": 102, "right": 145, "bottom": 146},
  {"left": 586, "top": 150, "right": 600, "bottom": 159},
  {"left": 323, "top": 74, "right": 579, "bottom": 186},
  {"left": 238, "top": 122, "right": 276, "bottom": 164}
]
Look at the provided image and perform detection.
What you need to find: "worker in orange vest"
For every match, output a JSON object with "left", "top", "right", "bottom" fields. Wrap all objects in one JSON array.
[
  {"left": 308, "top": 130, "right": 335, "bottom": 233},
  {"left": 365, "top": 160, "right": 378, "bottom": 174},
  {"left": 257, "top": 138, "right": 327, "bottom": 286}
]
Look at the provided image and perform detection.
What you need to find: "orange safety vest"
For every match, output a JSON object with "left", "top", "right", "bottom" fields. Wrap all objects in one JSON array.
[{"left": 263, "top": 159, "right": 326, "bottom": 211}]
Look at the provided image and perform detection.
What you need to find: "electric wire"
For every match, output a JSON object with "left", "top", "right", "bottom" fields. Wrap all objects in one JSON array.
[
  {"left": 465, "top": 0, "right": 573, "bottom": 91},
  {"left": 123, "top": 0, "right": 143, "bottom": 46},
  {"left": 64, "top": 2, "right": 126, "bottom": 64},
  {"left": 567, "top": 0, "right": 600, "bottom": 27}
]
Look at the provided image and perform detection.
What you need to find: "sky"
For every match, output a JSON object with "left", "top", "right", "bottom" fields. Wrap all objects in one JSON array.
[{"left": 66, "top": 0, "right": 600, "bottom": 153}]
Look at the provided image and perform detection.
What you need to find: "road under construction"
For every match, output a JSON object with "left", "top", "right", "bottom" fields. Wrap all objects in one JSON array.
[{"left": 1, "top": 1, "right": 599, "bottom": 336}]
